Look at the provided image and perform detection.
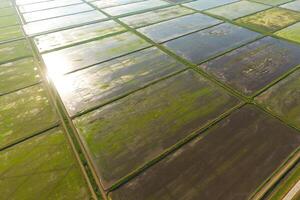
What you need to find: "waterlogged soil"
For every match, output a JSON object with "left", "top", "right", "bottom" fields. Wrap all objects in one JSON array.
[
  {"left": 22, "top": 3, "right": 94, "bottom": 23},
  {"left": 19, "top": 0, "right": 82, "bottom": 13},
  {"left": 0, "top": 84, "right": 57, "bottom": 149},
  {"left": 164, "top": 23, "right": 260, "bottom": 64},
  {"left": 0, "top": 40, "right": 32, "bottom": 64},
  {"left": 256, "top": 70, "right": 300, "bottom": 130},
  {"left": 73, "top": 70, "right": 240, "bottom": 188},
  {"left": 183, "top": 0, "right": 239, "bottom": 11},
  {"left": 92, "top": 0, "right": 145, "bottom": 9},
  {"left": 42, "top": 32, "right": 150, "bottom": 76},
  {"left": 34, "top": 20, "right": 125, "bottom": 52},
  {"left": 110, "top": 105, "right": 300, "bottom": 200},
  {"left": 138, "top": 13, "right": 221, "bottom": 43},
  {"left": 24, "top": 11, "right": 107, "bottom": 36},
  {"left": 16, "top": 0, "right": 52, "bottom": 5},
  {"left": 0, "top": 127, "right": 92, "bottom": 199},
  {"left": 275, "top": 22, "right": 300, "bottom": 44},
  {"left": 199, "top": 37, "right": 300, "bottom": 96},
  {"left": 120, "top": 5, "right": 194, "bottom": 28},
  {"left": 102, "top": 0, "right": 169, "bottom": 16},
  {"left": 205, "top": 0, "right": 270, "bottom": 20},
  {"left": 0, "top": 57, "right": 41, "bottom": 95},
  {"left": 236, "top": 8, "right": 300, "bottom": 33},
  {"left": 56, "top": 47, "right": 187, "bottom": 116}
]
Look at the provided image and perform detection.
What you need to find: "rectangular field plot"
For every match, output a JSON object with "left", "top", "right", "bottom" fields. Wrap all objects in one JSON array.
[
  {"left": 55, "top": 47, "right": 187, "bottom": 116},
  {"left": 236, "top": 8, "right": 300, "bottom": 33},
  {"left": 102, "top": 0, "right": 169, "bottom": 16},
  {"left": 42, "top": 32, "right": 150, "bottom": 76},
  {"left": 275, "top": 22, "right": 300, "bottom": 44},
  {"left": 183, "top": 0, "right": 239, "bottom": 11},
  {"left": 0, "top": 15, "right": 19, "bottom": 28},
  {"left": 18, "top": 0, "right": 83, "bottom": 13},
  {"left": 0, "top": 84, "right": 58, "bottom": 149},
  {"left": 22, "top": 3, "right": 94, "bottom": 23},
  {"left": 256, "top": 69, "right": 300, "bottom": 130},
  {"left": 0, "top": 57, "right": 41, "bottom": 95},
  {"left": 73, "top": 70, "right": 240, "bottom": 188},
  {"left": 24, "top": 11, "right": 107, "bottom": 36},
  {"left": 138, "top": 13, "right": 221, "bottom": 43},
  {"left": 0, "top": 25, "right": 23, "bottom": 42},
  {"left": 92, "top": 0, "right": 145, "bottom": 9},
  {"left": 109, "top": 105, "right": 300, "bottom": 200},
  {"left": 205, "top": 1, "right": 270, "bottom": 20},
  {"left": 120, "top": 6, "right": 194, "bottom": 28},
  {"left": 199, "top": 37, "right": 300, "bottom": 96},
  {"left": 0, "top": 127, "right": 92, "bottom": 199},
  {"left": 34, "top": 20, "right": 126, "bottom": 52},
  {"left": 164, "top": 23, "right": 260, "bottom": 64},
  {"left": 0, "top": 40, "right": 32, "bottom": 64}
]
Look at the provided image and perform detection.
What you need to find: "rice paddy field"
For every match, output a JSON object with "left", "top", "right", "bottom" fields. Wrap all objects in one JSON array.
[{"left": 0, "top": 0, "right": 300, "bottom": 199}]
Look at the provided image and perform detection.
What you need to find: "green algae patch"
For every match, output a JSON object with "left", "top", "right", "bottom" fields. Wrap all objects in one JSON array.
[
  {"left": 34, "top": 20, "right": 126, "bottom": 53},
  {"left": 120, "top": 5, "right": 195, "bottom": 28},
  {"left": 0, "top": 40, "right": 32, "bottom": 64},
  {"left": 199, "top": 37, "right": 300, "bottom": 96},
  {"left": 275, "top": 22, "right": 300, "bottom": 44},
  {"left": 42, "top": 32, "right": 151, "bottom": 76},
  {"left": 0, "top": 127, "right": 92, "bottom": 199},
  {"left": 0, "top": 57, "right": 41, "bottom": 95},
  {"left": 256, "top": 70, "right": 300, "bottom": 130},
  {"left": 0, "top": 25, "right": 23, "bottom": 42},
  {"left": 0, "top": 84, "right": 58, "bottom": 148},
  {"left": 73, "top": 70, "right": 240, "bottom": 189},
  {"left": 110, "top": 105, "right": 300, "bottom": 200},
  {"left": 253, "top": 0, "right": 293, "bottom": 5},
  {"left": 236, "top": 8, "right": 300, "bottom": 33},
  {"left": 56, "top": 47, "right": 186, "bottom": 116},
  {"left": 205, "top": 0, "right": 270, "bottom": 20},
  {"left": 0, "top": 15, "right": 19, "bottom": 28}
]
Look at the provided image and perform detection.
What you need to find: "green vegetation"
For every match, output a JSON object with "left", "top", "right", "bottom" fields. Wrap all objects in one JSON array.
[
  {"left": 275, "top": 22, "right": 300, "bottom": 43},
  {"left": 0, "top": 84, "right": 57, "bottom": 148},
  {"left": 206, "top": 1, "right": 270, "bottom": 20},
  {"left": 0, "top": 127, "right": 92, "bottom": 199},
  {"left": 236, "top": 8, "right": 300, "bottom": 33},
  {"left": 256, "top": 70, "right": 300, "bottom": 130},
  {"left": 0, "top": 57, "right": 41, "bottom": 95},
  {"left": 0, "top": 40, "right": 32, "bottom": 63}
]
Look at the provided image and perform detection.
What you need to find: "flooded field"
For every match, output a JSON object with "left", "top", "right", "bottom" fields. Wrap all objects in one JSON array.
[{"left": 0, "top": 0, "right": 300, "bottom": 199}]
